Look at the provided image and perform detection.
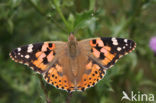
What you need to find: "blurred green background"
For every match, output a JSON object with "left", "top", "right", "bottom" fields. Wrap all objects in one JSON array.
[{"left": 0, "top": 0, "right": 156, "bottom": 103}]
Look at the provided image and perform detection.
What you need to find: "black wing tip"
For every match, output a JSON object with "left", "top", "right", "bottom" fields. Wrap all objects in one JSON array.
[
  {"left": 9, "top": 48, "right": 22, "bottom": 63},
  {"left": 129, "top": 39, "right": 136, "bottom": 50},
  {"left": 9, "top": 50, "right": 15, "bottom": 60}
]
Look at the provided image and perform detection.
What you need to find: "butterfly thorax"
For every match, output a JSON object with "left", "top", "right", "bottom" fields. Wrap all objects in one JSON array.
[{"left": 68, "top": 34, "right": 79, "bottom": 58}]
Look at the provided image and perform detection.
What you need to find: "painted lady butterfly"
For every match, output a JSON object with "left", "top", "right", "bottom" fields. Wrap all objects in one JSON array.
[{"left": 9, "top": 34, "right": 136, "bottom": 92}]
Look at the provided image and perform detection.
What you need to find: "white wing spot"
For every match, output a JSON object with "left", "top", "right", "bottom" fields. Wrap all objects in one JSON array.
[
  {"left": 27, "top": 44, "right": 33, "bottom": 53},
  {"left": 112, "top": 37, "right": 116, "bottom": 40},
  {"left": 123, "top": 46, "right": 126, "bottom": 49},
  {"left": 24, "top": 63, "right": 29, "bottom": 66},
  {"left": 17, "top": 48, "right": 21, "bottom": 52},
  {"left": 18, "top": 53, "right": 20, "bottom": 55},
  {"left": 112, "top": 38, "right": 118, "bottom": 45},
  {"left": 27, "top": 49, "right": 33, "bottom": 53},
  {"left": 115, "top": 60, "right": 118, "bottom": 63},
  {"left": 110, "top": 65, "right": 113, "bottom": 68},
  {"left": 117, "top": 47, "right": 122, "bottom": 51},
  {"left": 28, "top": 44, "right": 33, "bottom": 47},
  {"left": 21, "top": 55, "right": 23, "bottom": 57},
  {"left": 124, "top": 39, "right": 128, "bottom": 43},
  {"left": 25, "top": 55, "right": 30, "bottom": 59},
  {"left": 126, "top": 44, "right": 128, "bottom": 46},
  {"left": 119, "top": 55, "right": 123, "bottom": 58},
  {"left": 19, "top": 61, "right": 23, "bottom": 64}
]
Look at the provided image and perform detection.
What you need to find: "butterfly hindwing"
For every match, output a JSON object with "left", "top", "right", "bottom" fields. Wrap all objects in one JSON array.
[
  {"left": 43, "top": 63, "right": 75, "bottom": 92},
  {"left": 76, "top": 58, "right": 107, "bottom": 91}
]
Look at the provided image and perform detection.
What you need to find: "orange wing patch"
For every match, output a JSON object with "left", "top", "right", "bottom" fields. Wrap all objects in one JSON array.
[
  {"left": 102, "top": 58, "right": 110, "bottom": 65},
  {"left": 41, "top": 42, "right": 55, "bottom": 51},
  {"left": 32, "top": 51, "right": 55, "bottom": 71},
  {"left": 92, "top": 48, "right": 100, "bottom": 58},
  {"left": 100, "top": 48, "right": 115, "bottom": 60},
  {"left": 91, "top": 45, "right": 115, "bottom": 66}
]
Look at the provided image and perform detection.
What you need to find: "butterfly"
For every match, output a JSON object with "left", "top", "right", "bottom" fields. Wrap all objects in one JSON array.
[{"left": 9, "top": 34, "right": 136, "bottom": 92}]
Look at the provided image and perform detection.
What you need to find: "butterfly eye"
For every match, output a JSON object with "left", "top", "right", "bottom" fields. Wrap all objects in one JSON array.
[{"left": 48, "top": 43, "right": 55, "bottom": 50}]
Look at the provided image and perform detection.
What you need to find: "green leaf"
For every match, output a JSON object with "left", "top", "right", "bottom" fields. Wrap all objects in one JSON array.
[
  {"left": 7, "top": 19, "right": 14, "bottom": 34},
  {"left": 74, "top": 10, "right": 96, "bottom": 30},
  {"left": 136, "top": 69, "right": 143, "bottom": 82},
  {"left": 9, "top": 0, "right": 21, "bottom": 8},
  {"left": 67, "top": 13, "right": 75, "bottom": 30},
  {"left": 140, "top": 80, "right": 156, "bottom": 87}
]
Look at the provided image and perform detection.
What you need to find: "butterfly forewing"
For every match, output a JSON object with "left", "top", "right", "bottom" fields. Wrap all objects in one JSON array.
[
  {"left": 9, "top": 42, "right": 65, "bottom": 73},
  {"left": 89, "top": 37, "right": 136, "bottom": 68}
]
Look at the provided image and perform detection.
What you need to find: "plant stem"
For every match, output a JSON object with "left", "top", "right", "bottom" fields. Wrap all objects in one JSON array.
[
  {"left": 53, "top": 0, "right": 71, "bottom": 32},
  {"left": 66, "top": 92, "right": 72, "bottom": 103},
  {"left": 38, "top": 75, "right": 51, "bottom": 103},
  {"left": 89, "top": 0, "right": 96, "bottom": 11},
  {"left": 28, "top": 0, "right": 45, "bottom": 16}
]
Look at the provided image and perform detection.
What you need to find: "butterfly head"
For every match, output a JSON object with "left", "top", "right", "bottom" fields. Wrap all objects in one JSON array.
[{"left": 68, "top": 33, "right": 77, "bottom": 42}]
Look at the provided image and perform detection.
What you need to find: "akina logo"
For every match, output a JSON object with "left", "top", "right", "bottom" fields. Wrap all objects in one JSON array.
[{"left": 121, "top": 91, "right": 155, "bottom": 102}]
